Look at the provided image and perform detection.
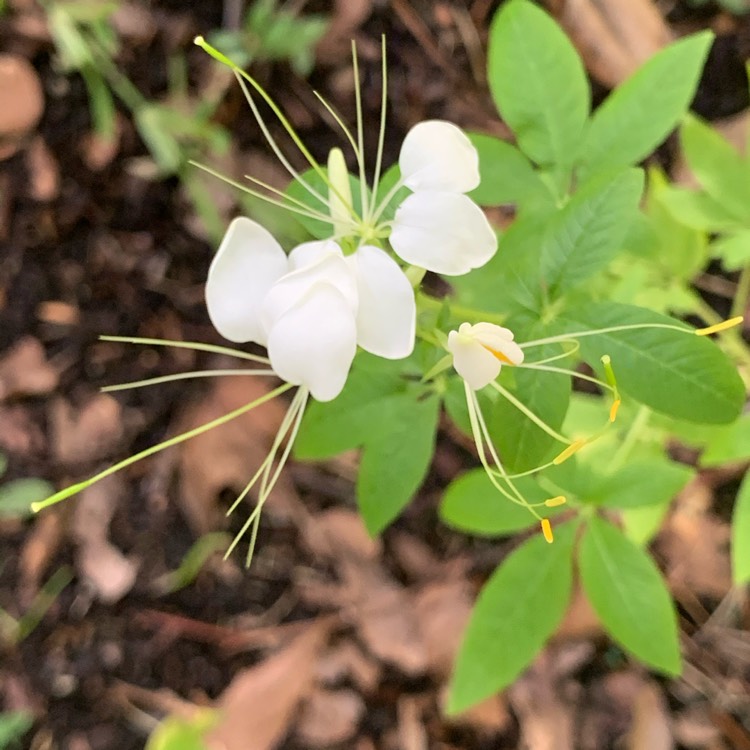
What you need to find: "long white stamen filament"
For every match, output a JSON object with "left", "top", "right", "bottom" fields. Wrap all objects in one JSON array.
[
  {"left": 313, "top": 91, "right": 362, "bottom": 164},
  {"left": 101, "top": 369, "right": 276, "bottom": 393},
  {"left": 368, "top": 35, "right": 389, "bottom": 225},
  {"left": 464, "top": 383, "right": 539, "bottom": 516},
  {"left": 489, "top": 381, "right": 572, "bottom": 444},
  {"left": 521, "top": 322, "right": 692, "bottom": 349},
  {"left": 370, "top": 176, "right": 407, "bottom": 226},
  {"left": 99, "top": 335, "right": 270, "bottom": 364},
  {"left": 351, "top": 41, "right": 369, "bottom": 222},
  {"left": 518, "top": 362, "right": 615, "bottom": 392},
  {"left": 234, "top": 73, "right": 332, "bottom": 211}
]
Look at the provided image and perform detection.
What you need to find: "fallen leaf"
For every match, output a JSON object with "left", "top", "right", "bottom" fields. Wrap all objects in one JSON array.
[
  {"left": 25, "top": 135, "right": 59, "bottom": 201},
  {"left": 397, "top": 697, "right": 428, "bottom": 750},
  {"left": 50, "top": 393, "right": 123, "bottom": 464},
  {"left": 205, "top": 620, "right": 331, "bottom": 750},
  {"left": 72, "top": 475, "right": 138, "bottom": 603},
  {"left": 316, "top": 640, "right": 381, "bottom": 692},
  {"left": 0, "top": 54, "right": 43, "bottom": 159},
  {"left": 295, "top": 687, "right": 364, "bottom": 747},
  {"left": 626, "top": 681, "right": 674, "bottom": 750},
  {"left": 546, "top": 0, "right": 671, "bottom": 87},
  {"left": 0, "top": 337, "right": 58, "bottom": 400}
]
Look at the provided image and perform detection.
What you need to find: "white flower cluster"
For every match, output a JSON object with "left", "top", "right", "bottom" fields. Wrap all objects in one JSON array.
[{"left": 206, "top": 120, "right": 497, "bottom": 402}]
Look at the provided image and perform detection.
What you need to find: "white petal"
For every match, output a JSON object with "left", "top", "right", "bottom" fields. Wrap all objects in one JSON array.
[
  {"left": 469, "top": 323, "right": 524, "bottom": 365},
  {"left": 390, "top": 191, "right": 497, "bottom": 276},
  {"left": 266, "top": 284, "right": 357, "bottom": 402},
  {"left": 399, "top": 120, "right": 480, "bottom": 193},
  {"left": 447, "top": 331, "right": 501, "bottom": 390},
  {"left": 205, "top": 217, "right": 289, "bottom": 344},
  {"left": 348, "top": 245, "right": 416, "bottom": 359},
  {"left": 261, "top": 252, "right": 358, "bottom": 337},
  {"left": 288, "top": 239, "right": 344, "bottom": 271}
]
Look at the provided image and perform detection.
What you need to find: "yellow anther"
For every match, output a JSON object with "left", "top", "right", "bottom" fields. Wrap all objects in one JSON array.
[
  {"left": 695, "top": 316, "right": 744, "bottom": 336},
  {"left": 541, "top": 518, "right": 554, "bottom": 544},
  {"left": 544, "top": 495, "right": 566, "bottom": 508},
  {"left": 482, "top": 344, "right": 514, "bottom": 365},
  {"left": 553, "top": 438, "right": 586, "bottom": 465},
  {"left": 609, "top": 398, "right": 621, "bottom": 423}
]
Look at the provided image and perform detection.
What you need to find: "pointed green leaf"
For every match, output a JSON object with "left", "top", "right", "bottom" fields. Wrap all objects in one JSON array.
[
  {"left": 542, "top": 169, "right": 644, "bottom": 295},
  {"left": 659, "top": 186, "right": 743, "bottom": 232},
  {"left": 357, "top": 393, "right": 439, "bottom": 535},
  {"left": 490, "top": 343, "right": 571, "bottom": 473},
  {"left": 440, "top": 469, "right": 564, "bottom": 535},
  {"left": 590, "top": 458, "right": 694, "bottom": 509},
  {"left": 0, "top": 478, "right": 55, "bottom": 519},
  {"left": 579, "top": 516, "right": 681, "bottom": 674},
  {"left": 700, "top": 414, "right": 750, "bottom": 466},
  {"left": 681, "top": 113, "right": 750, "bottom": 222},
  {"left": 580, "top": 31, "right": 713, "bottom": 177},
  {"left": 732, "top": 473, "right": 750, "bottom": 584},
  {"left": 487, "top": 0, "right": 589, "bottom": 168},
  {"left": 557, "top": 302, "right": 745, "bottom": 424},
  {"left": 448, "top": 521, "right": 576, "bottom": 713},
  {"left": 467, "top": 133, "right": 551, "bottom": 207},
  {"left": 712, "top": 230, "right": 750, "bottom": 271}
]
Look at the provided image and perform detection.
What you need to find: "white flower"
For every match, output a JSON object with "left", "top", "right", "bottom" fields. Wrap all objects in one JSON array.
[
  {"left": 206, "top": 217, "right": 416, "bottom": 401},
  {"left": 388, "top": 120, "right": 497, "bottom": 276},
  {"left": 447, "top": 321, "right": 524, "bottom": 390}
]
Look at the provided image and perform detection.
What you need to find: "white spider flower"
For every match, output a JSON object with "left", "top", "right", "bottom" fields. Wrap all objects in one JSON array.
[
  {"left": 448, "top": 321, "right": 524, "bottom": 390},
  {"left": 206, "top": 217, "right": 415, "bottom": 402},
  {"left": 389, "top": 120, "right": 497, "bottom": 276}
]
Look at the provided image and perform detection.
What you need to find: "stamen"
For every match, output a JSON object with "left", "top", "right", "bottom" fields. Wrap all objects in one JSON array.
[
  {"left": 544, "top": 496, "right": 566, "bottom": 508},
  {"left": 609, "top": 399, "right": 621, "bottom": 422},
  {"left": 695, "top": 316, "right": 744, "bottom": 336},
  {"left": 541, "top": 518, "right": 554, "bottom": 544},
  {"left": 553, "top": 439, "right": 586, "bottom": 465}
]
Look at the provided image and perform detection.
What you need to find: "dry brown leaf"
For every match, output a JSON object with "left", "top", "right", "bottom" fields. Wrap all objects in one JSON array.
[
  {"left": 316, "top": 640, "right": 381, "bottom": 692},
  {"left": 50, "top": 393, "right": 123, "bottom": 464},
  {"left": 72, "top": 475, "right": 138, "bottom": 603},
  {"left": 546, "top": 0, "right": 671, "bottom": 87},
  {"left": 626, "top": 681, "right": 674, "bottom": 750},
  {"left": 18, "top": 507, "right": 64, "bottom": 599},
  {"left": 413, "top": 580, "right": 473, "bottom": 678},
  {"left": 508, "top": 651, "right": 575, "bottom": 750},
  {"left": 0, "top": 54, "right": 43, "bottom": 159},
  {"left": 397, "top": 697, "right": 428, "bottom": 750},
  {"left": 0, "top": 404, "right": 46, "bottom": 456},
  {"left": 295, "top": 687, "right": 364, "bottom": 747},
  {"left": 556, "top": 579, "right": 603, "bottom": 640},
  {"left": 205, "top": 620, "right": 331, "bottom": 750},
  {"left": 174, "top": 376, "right": 299, "bottom": 536},
  {"left": 0, "top": 337, "right": 58, "bottom": 400},
  {"left": 25, "top": 135, "right": 60, "bottom": 201},
  {"left": 316, "top": 0, "right": 374, "bottom": 63},
  {"left": 310, "top": 509, "right": 429, "bottom": 675},
  {"left": 660, "top": 478, "right": 732, "bottom": 599}
]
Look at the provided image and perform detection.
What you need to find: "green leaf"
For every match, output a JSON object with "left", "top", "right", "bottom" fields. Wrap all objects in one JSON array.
[
  {"left": 732, "top": 472, "right": 750, "bottom": 584},
  {"left": 134, "top": 105, "right": 183, "bottom": 175},
  {"left": 542, "top": 169, "right": 644, "bottom": 295},
  {"left": 621, "top": 503, "right": 671, "bottom": 547},
  {"left": 557, "top": 302, "right": 745, "bottom": 424},
  {"left": 580, "top": 31, "right": 713, "bottom": 177},
  {"left": 712, "top": 230, "right": 750, "bottom": 271},
  {"left": 681, "top": 113, "right": 750, "bottom": 222},
  {"left": 451, "top": 213, "right": 547, "bottom": 316},
  {"left": 0, "top": 711, "right": 33, "bottom": 748},
  {"left": 659, "top": 186, "right": 744, "bottom": 232},
  {"left": 579, "top": 516, "right": 681, "bottom": 674},
  {"left": 448, "top": 521, "right": 576, "bottom": 713},
  {"left": 590, "top": 458, "right": 694, "bottom": 509},
  {"left": 490, "top": 343, "right": 571, "bottom": 473},
  {"left": 440, "top": 469, "right": 556, "bottom": 535},
  {"left": 146, "top": 710, "right": 217, "bottom": 750},
  {"left": 487, "top": 0, "right": 589, "bottom": 168},
  {"left": 357, "top": 393, "right": 439, "bottom": 535},
  {"left": 295, "top": 353, "right": 409, "bottom": 459},
  {"left": 0, "top": 478, "right": 56, "bottom": 519},
  {"left": 700, "top": 414, "right": 750, "bottom": 466},
  {"left": 466, "top": 133, "right": 550, "bottom": 207}
]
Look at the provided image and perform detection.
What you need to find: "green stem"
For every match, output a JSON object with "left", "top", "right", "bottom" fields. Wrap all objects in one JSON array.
[
  {"left": 732, "top": 265, "right": 750, "bottom": 320},
  {"left": 609, "top": 405, "right": 650, "bottom": 474}
]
